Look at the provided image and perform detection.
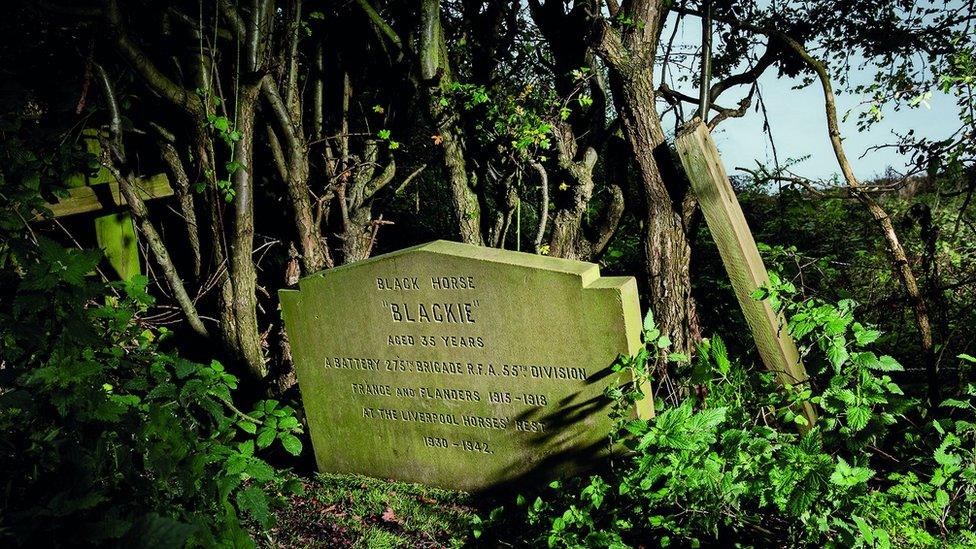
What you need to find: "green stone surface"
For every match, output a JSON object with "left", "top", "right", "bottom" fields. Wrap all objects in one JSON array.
[{"left": 280, "top": 241, "right": 649, "bottom": 492}]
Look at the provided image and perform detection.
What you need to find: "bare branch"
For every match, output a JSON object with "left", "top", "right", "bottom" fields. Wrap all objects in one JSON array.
[
  {"left": 530, "top": 161, "right": 549, "bottom": 253},
  {"left": 104, "top": 0, "right": 202, "bottom": 116},
  {"left": 708, "top": 40, "right": 778, "bottom": 103},
  {"left": 99, "top": 147, "right": 209, "bottom": 338},
  {"left": 354, "top": 0, "right": 405, "bottom": 53}
]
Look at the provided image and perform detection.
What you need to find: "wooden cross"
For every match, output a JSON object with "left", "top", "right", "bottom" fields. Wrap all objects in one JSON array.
[{"left": 40, "top": 131, "right": 173, "bottom": 281}]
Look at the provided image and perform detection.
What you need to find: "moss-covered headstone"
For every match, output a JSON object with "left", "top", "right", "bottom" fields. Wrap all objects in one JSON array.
[{"left": 280, "top": 241, "right": 650, "bottom": 491}]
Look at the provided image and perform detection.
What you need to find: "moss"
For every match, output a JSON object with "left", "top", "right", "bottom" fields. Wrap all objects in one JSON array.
[{"left": 256, "top": 473, "right": 476, "bottom": 548}]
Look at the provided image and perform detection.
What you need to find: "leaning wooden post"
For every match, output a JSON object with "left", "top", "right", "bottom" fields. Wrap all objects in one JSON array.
[{"left": 676, "top": 119, "right": 817, "bottom": 429}]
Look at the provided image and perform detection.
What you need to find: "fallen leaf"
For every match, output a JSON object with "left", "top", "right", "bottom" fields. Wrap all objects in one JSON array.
[{"left": 381, "top": 506, "right": 398, "bottom": 523}]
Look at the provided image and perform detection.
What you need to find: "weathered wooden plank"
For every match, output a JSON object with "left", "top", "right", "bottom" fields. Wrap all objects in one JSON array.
[
  {"left": 95, "top": 212, "right": 141, "bottom": 281},
  {"left": 675, "top": 119, "right": 816, "bottom": 427},
  {"left": 40, "top": 173, "right": 173, "bottom": 218}
]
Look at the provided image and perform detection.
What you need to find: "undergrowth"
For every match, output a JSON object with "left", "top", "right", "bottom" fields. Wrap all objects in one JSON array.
[{"left": 479, "top": 274, "right": 976, "bottom": 548}]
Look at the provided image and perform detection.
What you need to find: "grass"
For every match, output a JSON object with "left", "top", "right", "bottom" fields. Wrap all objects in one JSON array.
[{"left": 253, "top": 473, "right": 478, "bottom": 548}]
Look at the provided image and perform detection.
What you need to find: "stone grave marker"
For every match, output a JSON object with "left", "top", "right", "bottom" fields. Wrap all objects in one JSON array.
[{"left": 280, "top": 240, "right": 650, "bottom": 491}]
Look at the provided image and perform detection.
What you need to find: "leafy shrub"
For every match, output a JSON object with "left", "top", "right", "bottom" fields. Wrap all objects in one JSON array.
[
  {"left": 483, "top": 282, "right": 976, "bottom": 548},
  {"left": 0, "top": 238, "right": 304, "bottom": 547}
]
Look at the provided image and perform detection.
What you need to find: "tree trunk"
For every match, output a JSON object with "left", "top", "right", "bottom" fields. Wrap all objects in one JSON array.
[
  {"left": 261, "top": 79, "right": 330, "bottom": 273},
  {"left": 621, "top": 75, "right": 700, "bottom": 357},
  {"left": 777, "top": 31, "right": 938, "bottom": 406},
  {"left": 227, "top": 82, "right": 267, "bottom": 380},
  {"left": 546, "top": 147, "right": 624, "bottom": 261},
  {"left": 594, "top": 6, "right": 701, "bottom": 357},
  {"left": 339, "top": 208, "right": 375, "bottom": 263},
  {"left": 419, "top": 0, "right": 483, "bottom": 245}
]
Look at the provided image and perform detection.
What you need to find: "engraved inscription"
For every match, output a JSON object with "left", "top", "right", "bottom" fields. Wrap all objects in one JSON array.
[{"left": 386, "top": 301, "right": 479, "bottom": 324}]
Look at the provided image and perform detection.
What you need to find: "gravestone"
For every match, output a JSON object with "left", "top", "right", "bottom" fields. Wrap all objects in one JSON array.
[{"left": 280, "top": 240, "right": 650, "bottom": 492}]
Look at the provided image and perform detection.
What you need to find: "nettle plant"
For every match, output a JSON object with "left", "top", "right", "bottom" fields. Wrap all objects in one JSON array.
[
  {"left": 753, "top": 271, "right": 912, "bottom": 447},
  {"left": 0, "top": 238, "right": 303, "bottom": 547},
  {"left": 488, "top": 274, "right": 975, "bottom": 548}
]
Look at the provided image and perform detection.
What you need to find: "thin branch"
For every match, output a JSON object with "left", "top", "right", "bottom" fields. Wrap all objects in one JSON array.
[
  {"left": 354, "top": 0, "right": 404, "bottom": 53},
  {"left": 99, "top": 148, "right": 209, "bottom": 338},
  {"left": 777, "top": 30, "right": 939, "bottom": 407},
  {"left": 530, "top": 160, "right": 549, "bottom": 253},
  {"left": 104, "top": 0, "right": 202, "bottom": 116},
  {"left": 708, "top": 40, "right": 778, "bottom": 103}
]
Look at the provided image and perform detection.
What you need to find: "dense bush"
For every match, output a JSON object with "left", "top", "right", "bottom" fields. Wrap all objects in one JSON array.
[
  {"left": 0, "top": 236, "right": 305, "bottom": 546},
  {"left": 484, "top": 281, "right": 976, "bottom": 547}
]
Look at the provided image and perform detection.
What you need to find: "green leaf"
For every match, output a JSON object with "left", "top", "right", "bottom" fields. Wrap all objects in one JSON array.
[
  {"left": 934, "top": 440, "right": 962, "bottom": 467},
  {"left": 710, "top": 335, "right": 731, "bottom": 375},
  {"left": 238, "top": 421, "right": 258, "bottom": 434},
  {"left": 212, "top": 117, "right": 230, "bottom": 132},
  {"left": 873, "top": 355, "right": 904, "bottom": 372},
  {"left": 245, "top": 459, "right": 276, "bottom": 482},
  {"left": 256, "top": 428, "right": 276, "bottom": 449},
  {"left": 827, "top": 338, "right": 850, "bottom": 371},
  {"left": 280, "top": 433, "right": 303, "bottom": 456},
  {"left": 852, "top": 516, "right": 874, "bottom": 543},
  {"left": 238, "top": 440, "right": 255, "bottom": 456},
  {"left": 225, "top": 455, "right": 248, "bottom": 476},
  {"left": 829, "top": 457, "right": 874, "bottom": 487},
  {"left": 847, "top": 406, "right": 871, "bottom": 431},
  {"left": 282, "top": 478, "right": 305, "bottom": 495},
  {"left": 236, "top": 485, "right": 271, "bottom": 528},
  {"left": 642, "top": 311, "right": 655, "bottom": 332},
  {"left": 278, "top": 416, "right": 300, "bottom": 430},
  {"left": 853, "top": 323, "right": 881, "bottom": 346}
]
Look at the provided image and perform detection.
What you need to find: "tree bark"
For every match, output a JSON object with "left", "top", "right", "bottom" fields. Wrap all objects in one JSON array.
[
  {"left": 593, "top": 3, "right": 701, "bottom": 357},
  {"left": 419, "top": 0, "right": 483, "bottom": 245},
  {"left": 157, "top": 140, "right": 202, "bottom": 278},
  {"left": 227, "top": 82, "right": 267, "bottom": 380}
]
